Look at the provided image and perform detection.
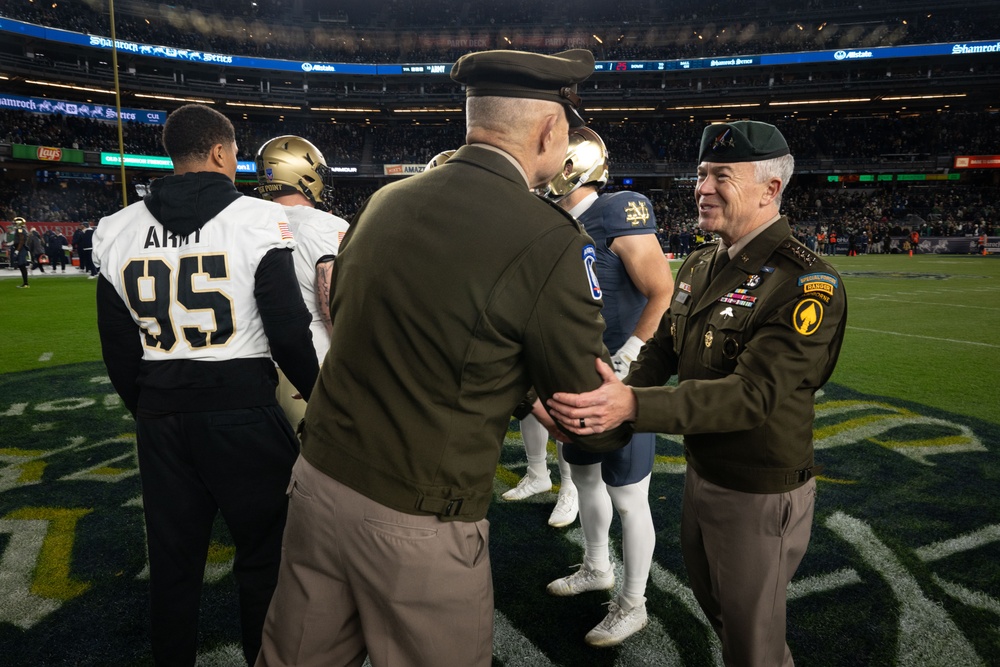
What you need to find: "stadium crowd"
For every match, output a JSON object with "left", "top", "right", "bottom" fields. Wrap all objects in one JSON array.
[
  {"left": 3, "top": 168, "right": 996, "bottom": 255},
  {"left": 3, "top": 0, "right": 999, "bottom": 64},
  {"left": 4, "top": 109, "right": 998, "bottom": 167},
  {"left": 2, "top": 0, "right": 996, "bottom": 257}
]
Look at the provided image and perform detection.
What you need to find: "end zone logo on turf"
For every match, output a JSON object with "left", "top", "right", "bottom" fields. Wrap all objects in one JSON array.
[{"left": 0, "top": 364, "right": 997, "bottom": 665}]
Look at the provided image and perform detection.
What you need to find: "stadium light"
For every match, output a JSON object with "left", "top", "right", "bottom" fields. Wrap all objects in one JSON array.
[
  {"left": 587, "top": 106, "right": 658, "bottom": 112},
  {"left": 881, "top": 94, "right": 967, "bottom": 101},
  {"left": 394, "top": 107, "right": 462, "bottom": 114},
  {"left": 26, "top": 79, "right": 115, "bottom": 95},
  {"left": 312, "top": 106, "right": 381, "bottom": 113},
  {"left": 669, "top": 103, "right": 762, "bottom": 110},
  {"left": 770, "top": 97, "right": 871, "bottom": 106},
  {"left": 224, "top": 101, "right": 301, "bottom": 110},
  {"left": 134, "top": 93, "right": 215, "bottom": 103}
]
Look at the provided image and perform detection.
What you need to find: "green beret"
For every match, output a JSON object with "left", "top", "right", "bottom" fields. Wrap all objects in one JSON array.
[
  {"left": 698, "top": 121, "right": 790, "bottom": 163},
  {"left": 450, "top": 49, "right": 595, "bottom": 127}
]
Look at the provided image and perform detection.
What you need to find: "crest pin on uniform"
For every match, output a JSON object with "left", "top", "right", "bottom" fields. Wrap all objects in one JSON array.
[{"left": 704, "top": 331, "right": 714, "bottom": 348}]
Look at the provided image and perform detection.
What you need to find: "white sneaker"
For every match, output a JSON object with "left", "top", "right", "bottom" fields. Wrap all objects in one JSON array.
[
  {"left": 501, "top": 470, "right": 551, "bottom": 501},
  {"left": 547, "top": 485, "right": 578, "bottom": 528},
  {"left": 546, "top": 563, "right": 614, "bottom": 597},
  {"left": 585, "top": 596, "right": 649, "bottom": 647}
]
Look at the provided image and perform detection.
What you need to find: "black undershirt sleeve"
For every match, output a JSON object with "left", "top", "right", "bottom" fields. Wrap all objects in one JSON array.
[
  {"left": 96, "top": 274, "right": 143, "bottom": 416},
  {"left": 254, "top": 248, "right": 320, "bottom": 401}
]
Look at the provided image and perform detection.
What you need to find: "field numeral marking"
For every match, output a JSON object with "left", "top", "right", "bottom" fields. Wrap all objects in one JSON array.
[{"left": 0, "top": 508, "right": 92, "bottom": 629}]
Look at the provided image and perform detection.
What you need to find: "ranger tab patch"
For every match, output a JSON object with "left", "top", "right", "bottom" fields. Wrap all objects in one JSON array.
[
  {"left": 798, "top": 272, "right": 839, "bottom": 298},
  {"left": 583, "top": 244, "right": 602, "bottom": 300}
]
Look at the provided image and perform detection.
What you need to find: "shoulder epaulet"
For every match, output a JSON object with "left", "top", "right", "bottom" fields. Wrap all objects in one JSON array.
[
  {"left": 776, "top": 238, "right": 820, "bottom": 268},
  {"left": 537, "top": 193, "right": 583, "bottom": 231}
]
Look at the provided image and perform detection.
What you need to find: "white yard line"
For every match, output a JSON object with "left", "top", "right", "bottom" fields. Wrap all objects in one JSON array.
[
  {"left": 850, "top": 296, "right": 1000, "bottom": 310},
  {"left": 848, "top": 326, "right": 1000, "bottom": 348}
]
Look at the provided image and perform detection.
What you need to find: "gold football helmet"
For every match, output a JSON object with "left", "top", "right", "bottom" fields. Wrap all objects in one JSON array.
[
  {"left": 256, "top": 135, "right": 334, "bottom": 210},
  {"left": 425, "top": 149, "right": 456, "bottom": 170},
  {"left": 13, "top": 216, "right": 26, "bottom": 227},
  {"left": 545, "top": 127, "right": 609, "bottom": 201}
]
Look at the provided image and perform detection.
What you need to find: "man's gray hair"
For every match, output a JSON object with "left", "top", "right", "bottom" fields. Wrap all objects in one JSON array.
[
  {"left": 754, "top": 154, "right": 795, "bottom": 208},
  {"left": 466, "top": 96, "right": 560, "bottom": 141}
]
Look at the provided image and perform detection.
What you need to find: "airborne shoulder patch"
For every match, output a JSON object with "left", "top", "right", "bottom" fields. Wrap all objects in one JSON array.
[{"left": 583, "top": 244, "right": 602, "bottom": 300}]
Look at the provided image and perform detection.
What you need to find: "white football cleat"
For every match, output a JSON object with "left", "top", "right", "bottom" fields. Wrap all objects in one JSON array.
[
  {"left": 546, "top": 563, "right": 614, "bottom": 597},
  {"left": 501, "top": 470, "right": 552, "bottom": 501},
  {"left": 547, "top": 484, "right": 578, "bottom": 528},
  {"left": 585, "top": 596, "right": 649, "bottom": 647}
]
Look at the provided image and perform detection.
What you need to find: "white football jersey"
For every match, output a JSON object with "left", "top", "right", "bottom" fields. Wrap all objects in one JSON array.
[
  {"left": 93, "top": 197, "right": 295, "bottom": 362},
  {"left": 284, "top": 205, "right": 350, "bottom": 362}
]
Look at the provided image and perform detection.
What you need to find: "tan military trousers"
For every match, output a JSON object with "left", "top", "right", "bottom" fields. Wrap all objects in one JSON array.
[
  {"left": 681, "top": 465, "right": 816, "bottom": 667},
  {"left": 256, "top": 455, "right": 494, "bottom": 667}
]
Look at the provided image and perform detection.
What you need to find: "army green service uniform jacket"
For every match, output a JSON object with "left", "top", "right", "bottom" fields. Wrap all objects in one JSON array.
[
  {"left": 627, "top": 217, "right": 847, "bottom": 494},
  {"left": 301, "top": 145, "right": 632, "bottom": 521}
]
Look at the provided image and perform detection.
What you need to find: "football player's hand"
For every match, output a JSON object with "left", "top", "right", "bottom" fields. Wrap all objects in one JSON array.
[
  {"left": 610, "top": 335, "right": 644, "bottom": 381},
  {"left": 530, "top": 399, "right": 570, "bottom": 442}
]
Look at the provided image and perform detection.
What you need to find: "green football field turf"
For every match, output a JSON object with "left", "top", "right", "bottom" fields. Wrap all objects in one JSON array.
[
  {"left": 0, "top": 254, "right": 997, "bottom": 666},
  {"left": 4, "top": 254, "right": 997, "bottom": 423}
]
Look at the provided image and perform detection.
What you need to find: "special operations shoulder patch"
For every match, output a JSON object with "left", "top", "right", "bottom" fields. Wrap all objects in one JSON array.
[
  {"left": 792, "top": 298, "right": 824, "bottom": 335},
  {"left": 583, "top": 244, "right": 602, "bottom": 300}
]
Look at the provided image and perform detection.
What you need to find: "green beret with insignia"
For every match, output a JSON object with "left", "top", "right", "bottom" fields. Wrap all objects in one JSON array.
[
  {"left": 450, "top": 49, "right": 595, "bottom": 127},
  {"left": 698, "top": 120, "right": 790, "bottom": 163}
]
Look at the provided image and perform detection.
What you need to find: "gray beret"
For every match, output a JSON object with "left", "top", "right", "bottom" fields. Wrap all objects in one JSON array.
[
  {"left": 451, "top": 49, "right": 595, "bottom": 127},
  {"left": 699, "top": 121, "right": 790, "bottom": 163}
]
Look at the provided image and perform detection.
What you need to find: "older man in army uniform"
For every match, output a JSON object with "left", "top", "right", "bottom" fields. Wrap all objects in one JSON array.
[
  {"left": 256, "top": 49, "right": 632, "bottom": 667},
  {"left": 549, "top": 120, "right": 847, "bottom": 667}
]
